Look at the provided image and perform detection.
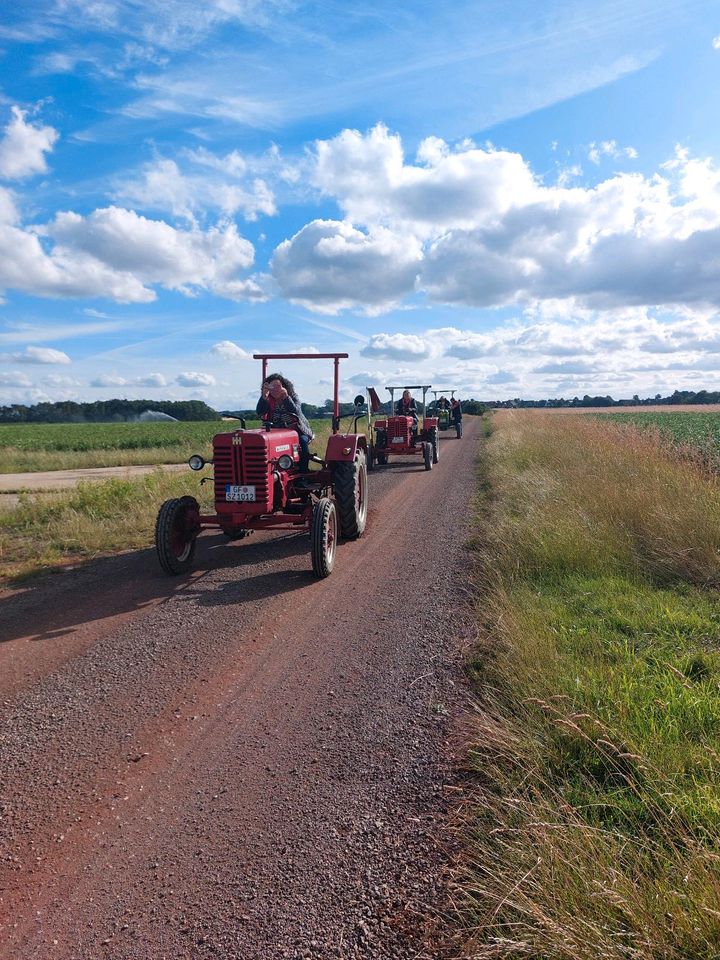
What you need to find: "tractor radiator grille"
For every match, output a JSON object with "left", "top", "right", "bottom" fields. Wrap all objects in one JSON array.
[
  {"left": 213, "top": 442, "right": 233, "bottom": 500},
  {"left": 387, "top": 418, "right": 410, "bottom": 439},
  {"left": 241, "top": 445, "right": 269, "bottom": 502}
]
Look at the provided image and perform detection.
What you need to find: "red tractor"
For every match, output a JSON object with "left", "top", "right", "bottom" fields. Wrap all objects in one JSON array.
[
  {"left": 155, "top": 353, "right": 369, "bottom": 579},
  {"left": 367, "top": 384, "right": 439, "bottom": 471}
]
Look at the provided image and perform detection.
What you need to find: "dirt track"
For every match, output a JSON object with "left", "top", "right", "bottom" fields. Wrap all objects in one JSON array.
[{"left": 0, "top": 420, "right": 480, "bottom": 959}]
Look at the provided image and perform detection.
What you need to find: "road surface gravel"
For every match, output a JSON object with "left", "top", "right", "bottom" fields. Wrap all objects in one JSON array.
[{"left": 0, "top": 419, "right": 480, "bottom": 959}]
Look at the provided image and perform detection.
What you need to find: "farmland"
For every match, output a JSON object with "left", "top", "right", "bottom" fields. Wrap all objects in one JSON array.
[
  {"left": 0, "top": 418, "right": 333, "bottom": 473},
  {"left": 604, "top": 411, "right": 720, "bottom": 466}
]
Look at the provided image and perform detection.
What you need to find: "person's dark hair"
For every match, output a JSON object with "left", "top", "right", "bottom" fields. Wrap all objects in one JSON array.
[{"left": 264, "top": 372, "right": 298, "bottom": 399}]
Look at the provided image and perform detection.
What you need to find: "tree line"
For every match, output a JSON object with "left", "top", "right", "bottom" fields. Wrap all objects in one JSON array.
[
  {"left": 0, "top": 399, "right": 220, "bottom": 423},
  {"left": 6, "top": 388, "right": 713, "bottom": 424},
  {"left": 491, "top": 390, "right": 720, "bottom": 408}
]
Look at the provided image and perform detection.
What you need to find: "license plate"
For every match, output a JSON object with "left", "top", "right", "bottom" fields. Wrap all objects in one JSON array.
[
  {"left": 391, "top": 436, "right": 405, "bottom": 444},
  {"left": 225, "top": 484, "right": 256, "bottom": 502}
]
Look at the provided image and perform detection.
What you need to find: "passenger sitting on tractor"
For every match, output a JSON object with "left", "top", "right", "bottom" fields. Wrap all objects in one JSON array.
[
  {"left": 395, "top": 389, "right": 419, "bottom": 442},
  {"left": 437, "top": 396, "right": 450, "bottom": 410},
  {"left": 451, "top": 397, "right": 463, "bottom": 437},
  {"left": 257, "top": 373, "right": 314, "bottom": 472}
]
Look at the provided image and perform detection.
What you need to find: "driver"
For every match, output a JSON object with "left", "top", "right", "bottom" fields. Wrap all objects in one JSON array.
[
  {"left": 395, "top": 389, "right": 419, "bottom": 442},
  {"left": 257, "top": 373, "right": 314, "bottom": 472}
]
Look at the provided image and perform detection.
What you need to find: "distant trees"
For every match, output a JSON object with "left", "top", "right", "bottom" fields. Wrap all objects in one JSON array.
[
  {"left": 0, "top": 399, "right": 219, "bottom": 423},
  {"left": 488, "top": 390, "right": 720, "bottom": 409},
  {"left": 4, "top": 387, "right": 718, "bottom": 425}
]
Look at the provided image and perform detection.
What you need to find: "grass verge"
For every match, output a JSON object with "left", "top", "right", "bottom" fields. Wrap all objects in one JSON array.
[
  {"left": 0, "top": 469, "right": 215, "bottom": 581},
  {"left": 463, "top": 411, "right": 720, "bottom": 959}
]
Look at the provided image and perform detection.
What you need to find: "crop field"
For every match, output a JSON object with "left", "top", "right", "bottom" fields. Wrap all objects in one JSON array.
[
  {"left": 0, "top": 418, "right": 332, "bottom": 473},
  {"left": 604, "top": 411, "right": 720, "bottom": 465}
]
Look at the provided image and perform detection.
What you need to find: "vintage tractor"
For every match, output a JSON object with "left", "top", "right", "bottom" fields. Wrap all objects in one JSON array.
[
  {"left": 155, "top": 352, "right": 369, "bottom": 580},
  {"left": 429, "top": 389, "right": 457, "bottom": 431},
  {"left": 367, "top": 384, "right": 439, "bottom": 470}
]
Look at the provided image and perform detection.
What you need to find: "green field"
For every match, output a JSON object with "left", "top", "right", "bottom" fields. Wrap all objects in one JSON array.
[
  {"left": 604, "top": 411, "right": 720, "bottom": 465},
  {"left": 0, "top": 418, "right": 334, "bottom": 473}
]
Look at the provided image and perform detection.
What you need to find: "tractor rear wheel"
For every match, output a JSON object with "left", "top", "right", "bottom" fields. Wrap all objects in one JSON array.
[
  {"left": 423, "top": 442, "right": 432, "bottom": 471},
  {"left": 155, "top": 496, "right": 199, "bottom": 575},
  {"left": 367, "top": 442, "right": 375, "bottom": 472},
  {"left": 430, "top": 427, "right": 440, "bottom": 463},
  {"left": 333, "top": 451, "right": 368, "bottom": 539},
  {"left": 311, "top": 497, "right": 337, "bottom": 577}
]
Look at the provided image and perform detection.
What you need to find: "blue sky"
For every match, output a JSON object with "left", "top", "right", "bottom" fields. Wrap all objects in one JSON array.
[{"left": 2, "top": 0, "right": 720, "bottom": 408}]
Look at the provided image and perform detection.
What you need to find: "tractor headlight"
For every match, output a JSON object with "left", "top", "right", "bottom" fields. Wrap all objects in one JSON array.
[
  {"left": 188, "top": 454, "right": 205, "bottom": 471},
  {"left": 277, "top": 454, "right": 293, "bottom": 470}
]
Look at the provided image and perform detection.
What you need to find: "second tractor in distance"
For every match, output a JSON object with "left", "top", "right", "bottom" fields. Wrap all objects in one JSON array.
[{"left": 368, "top": 384, "right": 439, "bottom": 471}]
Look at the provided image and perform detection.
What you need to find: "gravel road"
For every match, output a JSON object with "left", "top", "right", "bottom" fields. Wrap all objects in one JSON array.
[{"left": 0, "top": 419, "right": 480, "bottom": 960}]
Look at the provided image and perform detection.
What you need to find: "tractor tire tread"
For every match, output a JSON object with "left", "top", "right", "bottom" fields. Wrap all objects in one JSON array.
[
  {"left": 155, "top": 495, "right": 199, "bottom": 575},
  {"left": 333, "top": 452, "right": 368, "bottom": 539}
]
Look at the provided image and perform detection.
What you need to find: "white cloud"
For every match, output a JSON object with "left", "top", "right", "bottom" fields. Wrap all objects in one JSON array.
[
  {"left": 272, "top": 126, "right": 720, "bottom": 315},
  {"left": 176, "top": 371, "right": 216, "bottom": 387},
  {"left": 211, "top": 340, "right": 251, "bottom": 361},
  {"left": 0, "top": 206, "right": 262, "bottom": 303},
  {"left": 272, "top": 219, "right": 422, "bottom": 314},
  {"left": 91, "top": 374, "right": 128, "bottom": 387},
  {"left": 361, "top": 333, "right": 433, "bottom": 361},
  {"left": 0, "top": 371, "right": 34, "bottom": 388},
  {"left": 588, "top": 140, "right": 638, "bottom": 164},
  {"left": 116, "top": 155, "right": 276, "bottom": 221},
  {"left": 346, "top": 370, "right": 387, "bottom": 386},
  {"left": 90, "top": 372, "right": 167, "bottom": 388},
  {"left": 134, "top": 373, "right": 168, "bottom": 387},
  {"left": 713, "top": 35, "right": 720, "bottom": 50},
  {"left": 0, "top": 346, "right": 71, "bottom": 364},
  {"left": 0, "top": 106, "right": 59, "bottom": 180},
  {"left": 312, "top": 124, "right": 537, "bottom": 235},
  {"left": 361, "top": 308, "right": 720, "bottom": 398},
  {"left": 43, "top": 374, "right": 82, "bottom": 387}
]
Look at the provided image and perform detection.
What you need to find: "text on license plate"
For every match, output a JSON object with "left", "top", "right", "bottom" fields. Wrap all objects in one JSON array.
[
  {"left": 225, "top": 484, "right": 256, "bottom": 502},
  {"left": 391, "top": 436, "right": 405, "bottom": 444}
]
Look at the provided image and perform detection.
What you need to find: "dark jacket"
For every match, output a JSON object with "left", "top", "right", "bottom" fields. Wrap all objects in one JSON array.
[
  {"left": 395, "top": 397, "right": 418, "bottom": 420},
  {"left": 451, "top": 401, "right": 462, "bottom": 423},
  {"left": 257, "top": 394, "right": 314, "bottom": 439}
]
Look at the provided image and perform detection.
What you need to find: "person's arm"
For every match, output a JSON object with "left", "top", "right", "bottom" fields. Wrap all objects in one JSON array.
[{"left": 257, "top": 397, "right": 271, "bottom": 417}]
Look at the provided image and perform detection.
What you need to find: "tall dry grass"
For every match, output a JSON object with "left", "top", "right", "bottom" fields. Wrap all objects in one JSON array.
[
  {"left": 486, "top": 411, "right": 720, "bottom": 586},
  {"left": 463, "top": 411, "right": 720, "bottom": 959}
]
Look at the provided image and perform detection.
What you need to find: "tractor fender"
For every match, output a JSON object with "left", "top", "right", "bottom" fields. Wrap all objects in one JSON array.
[{"left": 324, "top": 433, "right": 368, "bottom": 463}]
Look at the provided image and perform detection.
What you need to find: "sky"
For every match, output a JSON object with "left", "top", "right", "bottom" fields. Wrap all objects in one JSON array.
[{"left": 2, "top": 0, "right": 720, "bottom": 409}]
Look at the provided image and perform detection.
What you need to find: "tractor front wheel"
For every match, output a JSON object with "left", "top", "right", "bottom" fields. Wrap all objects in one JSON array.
[
  {"left": 311, "top": 497, "right": 337, "bottom": 577},
  {"left": 377, "top": 451, "right": 388, "bottom": 465},
  {"left": 334, "top": 451, "right": 368, "bottom": 539},
  {"left": 155, "top": 496, "right": 200, "bottom": 575},
  {"left": 430, "top": 427, "right": 440, "bottom": 464},
  {"left": 367, "top": 442, "right": 376, "bottom": 472},
  {"left": 423, "top": 442, "right": 433, "bottom": 471}
]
